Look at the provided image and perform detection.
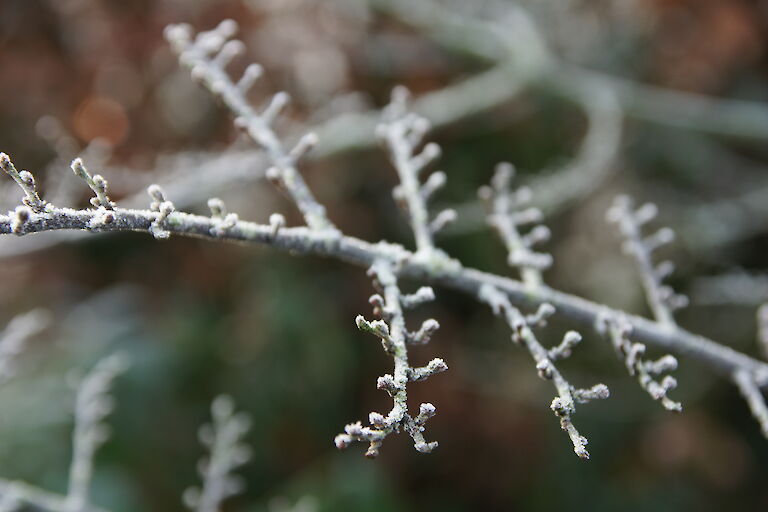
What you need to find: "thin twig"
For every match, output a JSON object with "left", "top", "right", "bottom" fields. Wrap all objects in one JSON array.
[
  {"left": 0, "top": 166, "right": 766, "bottom": 391},
  {"left": 607, "top": 196, "right": 688, "bottom": 327},
  {"left": 479, "top": 163, "right": 551, "bottom": 289},
  {"left": 164, "top": 21, "right": 337, "bottom": 234},
  {"left": 335, "top": 259, "right": 446, "bottom": 457},
  {"left": 479, "top": 284, "right": 609, "bottom": 459},
  {"left": 377, "top": 88, "right": 455, "bottom": 256}
]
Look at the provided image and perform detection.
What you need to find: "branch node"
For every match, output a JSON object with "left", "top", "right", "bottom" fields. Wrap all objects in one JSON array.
[
  {"left": 147, "top": 184, "right": 175, "bottom": 239},
  {"left": 10, "top": 206, "right": 30, "bottom": 235}
]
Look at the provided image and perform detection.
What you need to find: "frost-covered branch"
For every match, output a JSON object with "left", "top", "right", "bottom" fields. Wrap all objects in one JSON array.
[
  {"left": 164, "top": 20, "right": 336, "bottom": 234},
  {"left": 335, "top": 259, "right": 447, "bottom": 457},
  {"left": 0, "top": 153, "right": 48, "bottom": 214},
  {"left": 479, "top": 284, "right": 608, "bottom": 459},
  {"left": 607, "top": 196, "right": 688, "bottom": 327},
  {"left": 479, "top": 163, "right": 551, "bottom": 289},
  {"left": 0, "top": 153, "right": 767, "bottom": 385},
  {"left": 377, "top": 87, "right": 455, "bottom": 256},
  {"left": 70, "top": 159, "right": 114, "bottom": 210},
  {"left": 4, "top": 144, "right": 768, "bottom": 448},
  {"left": 597, "top": 313, "right": 681, "bottom": 412},
  {"left": 183, "top": 396, "right": 252, "bottom": 512}
]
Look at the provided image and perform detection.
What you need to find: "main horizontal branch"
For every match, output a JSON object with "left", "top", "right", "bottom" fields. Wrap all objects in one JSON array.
[{"left": 3, "top": 206, "right": 767, "bottom": 388}]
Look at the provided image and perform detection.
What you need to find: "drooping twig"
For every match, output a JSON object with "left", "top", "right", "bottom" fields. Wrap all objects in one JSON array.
[
  {"left": 335, "top": 259, "right": 447, "bottom": 457},
  {"left": 164, "top": 20, "right": 336, "bottom": 234},
  {"left": 479, "top": 284, "right": 609, "bottom": 459},
  {"left": 597, "top": 312, "right": 681, "bottom": 412},
  {"left": 479, "top": 163, "right": 551, "bottom": 289},
  {"left": 183, "top": 395, "right": 252, "bottom": 512},
  {"left": 607, "top": 196, "right": 688, "bottom": 327},
  {"left": 377, "top": 87, "right": 455, "bottom": 257},
  {"left": 3, "top": 2, "right": 766, "bottom": 464}
]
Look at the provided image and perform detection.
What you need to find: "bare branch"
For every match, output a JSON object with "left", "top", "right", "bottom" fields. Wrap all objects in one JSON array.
[
  {"left": 479, "top": 284, "right": 608, "bottom": 459},
  {"left": 335, "top": 259, "right": 447, "bottom": 457},
  {"left": 0, "top": 153, "right": 48, "bottom": 213},
  {"left": 377, "top": 87, "right": 454, "bottom": 256},
  {"left": 479, "top": 163, "right": 552, "bottom": 289},
  {"left": 2, "top": 154, "right": 768, "bottom": 446},
  {"left": 164, "top": 21, "right": 336, "bottom": 234},
  {"left": 607, "top": 196, "right": 688, "bottom": 327}
]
